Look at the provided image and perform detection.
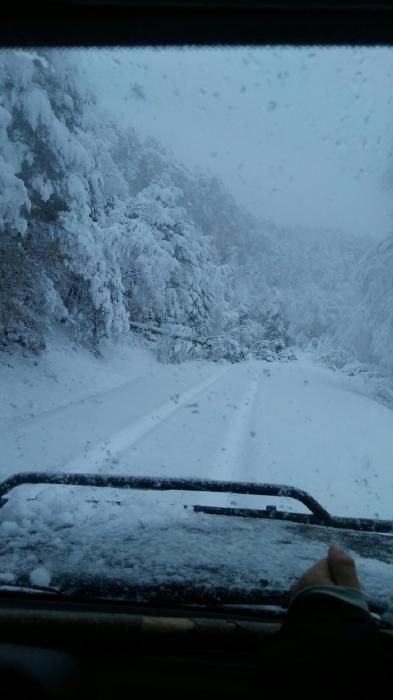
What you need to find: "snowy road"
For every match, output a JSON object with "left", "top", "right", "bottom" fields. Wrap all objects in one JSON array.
[{"left": 2, "top": 353, "right": 393, "bottom": 520}]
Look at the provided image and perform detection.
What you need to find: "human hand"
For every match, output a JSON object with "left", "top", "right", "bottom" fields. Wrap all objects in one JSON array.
[{"left": 290, "top": 544, "right": 360, "bottom": 597}]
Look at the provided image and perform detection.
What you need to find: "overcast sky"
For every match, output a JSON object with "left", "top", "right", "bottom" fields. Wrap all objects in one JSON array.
[{"left": 82, "top": 46, "right": 393, "bottom": 239}]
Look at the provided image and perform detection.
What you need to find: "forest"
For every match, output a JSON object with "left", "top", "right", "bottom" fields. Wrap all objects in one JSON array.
[{"left": 1, "top": 49, "right": 392, "bottom": 377}]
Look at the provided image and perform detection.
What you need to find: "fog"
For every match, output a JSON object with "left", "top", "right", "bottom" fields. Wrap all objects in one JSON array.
[{"left": 83, "top": 46, "right": 393, "bottom": 239}]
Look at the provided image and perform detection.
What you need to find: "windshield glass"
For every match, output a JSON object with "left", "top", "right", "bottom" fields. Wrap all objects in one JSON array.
[{"left": 1, "top": 46, "right": 393, "bottom": 616}]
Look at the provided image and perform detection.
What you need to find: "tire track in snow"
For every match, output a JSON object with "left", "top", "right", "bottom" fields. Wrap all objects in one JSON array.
[
  {"left": 211, "top": 370, "right": 261, "bottom": 484},
  {"left": 62, "top": 365, "right": 230, "bottom": 474}
]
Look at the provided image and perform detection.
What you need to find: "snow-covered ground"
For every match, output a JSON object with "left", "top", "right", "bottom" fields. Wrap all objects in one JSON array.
[
  {"left": 1, "top": 341, "right": 393, "bottom": 609},
  {"left": 1, "top": 339, "right": 393, "bottom": 518}
]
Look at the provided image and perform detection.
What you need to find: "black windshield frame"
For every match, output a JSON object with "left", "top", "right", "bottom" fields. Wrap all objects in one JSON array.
[{"left": 3, "top": 1, "right": 393, "bottom": 47}]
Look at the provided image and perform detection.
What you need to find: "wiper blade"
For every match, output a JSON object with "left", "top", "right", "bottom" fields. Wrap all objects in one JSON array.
[
  {"left": 190, "top": 504, "right": 393, "bottom": 533},
  {"left": 0, "top": 583, "right": 61, "bottom": 596},
  {"left": 1, "top": 471, "right": 391, "bottom": 533},
  {"left": 0, "top": 472, "right": 330, "bottom": 522}
]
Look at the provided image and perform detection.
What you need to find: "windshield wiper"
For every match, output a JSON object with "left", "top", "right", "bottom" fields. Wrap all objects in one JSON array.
[
  {"left": 0, "top": 583, "right": 61, "bottom": 596},
  {"left": 189, "top": 504, "right": 393, "bottom": 533},
  {"left": 1, "top": 471, "right": 392, "bottom": 533}
]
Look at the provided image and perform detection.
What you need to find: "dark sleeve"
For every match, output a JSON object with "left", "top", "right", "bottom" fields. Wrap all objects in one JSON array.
[{"left": 258, "top": 594, "right": 393, "bottom": 695}]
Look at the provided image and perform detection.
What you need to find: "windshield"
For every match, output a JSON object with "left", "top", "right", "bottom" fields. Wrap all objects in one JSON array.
[{"left": 1, "top": 46, "right": 393, "bottom": 617}]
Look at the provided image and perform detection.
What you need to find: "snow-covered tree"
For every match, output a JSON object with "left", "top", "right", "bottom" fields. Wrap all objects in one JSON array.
[
  {"left": 0, "top": 50, "right": 129, "bottom": 351},
  {"left": 339, "top": 234, "right": 393, "bottom": 374},
  {"left": 121, "top": 177, "right": 225, "bottom": 337}
]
